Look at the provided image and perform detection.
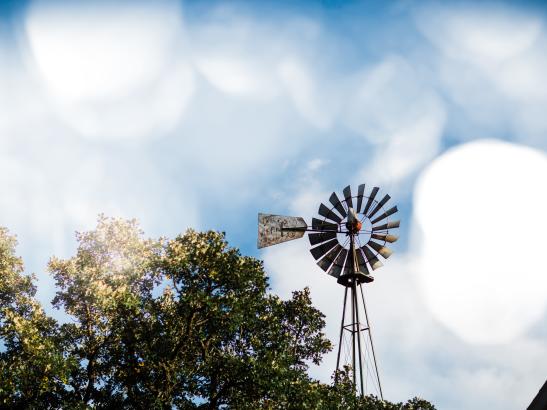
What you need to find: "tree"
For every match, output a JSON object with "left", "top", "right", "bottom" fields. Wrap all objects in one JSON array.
[
  {"left": 0, "top": 216, "right": 436, "bottom": 409},
  {"left": 48, "top": 216, "right": 162, "bottom": 407},
  {"left": 0, "top": 228, "right": 69, "bottom": 408}
]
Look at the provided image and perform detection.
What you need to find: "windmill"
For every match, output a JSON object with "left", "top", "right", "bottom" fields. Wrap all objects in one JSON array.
[{"left": 258, "top": 183, "right": 399, "bottom": 398}]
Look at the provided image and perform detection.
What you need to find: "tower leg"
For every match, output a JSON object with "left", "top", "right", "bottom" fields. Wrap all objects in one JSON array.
[
  {"left": 335, "top": 286, "right": 349, "bottom": 384},
  {"left": 351, "top": 282, "right": 356, "bottom": 388},
  {"left": 360, "top": 283, "right": 383, "bottom": 399},
  {"left": 353, "top": 281, "right": 365, "bottom": 396}
]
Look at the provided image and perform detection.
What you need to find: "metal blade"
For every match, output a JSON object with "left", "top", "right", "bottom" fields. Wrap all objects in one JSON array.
[
  {"left": 319, "top": 203, "right": 343, "bottom": 223},
  {"left": 312, "top": 218, "right": 338, "bottom": 231},
  {"left": 356, "top": 184, "right": 365, "bottom": 213},
  {"left": 310, "top": 238, "right": 339, "bottom": 260},
  {"left": 258, "top": 213, "right": 307, "bottom": 248},
  {"left": 367, "top": 194, "right": 391, "bottom": 218},
  {"left": 362, "top": 245, "right": 383, "bottom": 270},
  {"left": 328, "top": 248, "right": 348, "bottom": 278},
  {"left": 329, "top": 192, "right": 347, "bottom": 219},
  {"left": 370, "top": 206, "right": 398, "bottom": 224},
  {"left": 342, "top": 250, "right": 355, "bottom": 276},
  {"left": 372, "top": 220, "right": 400, "bottom": 231},
  {"left": 308, "top": 231, "right": 337, "bottom": 246},
  {"left": 367, "top": 240, "right": 392, "bottom": 259},
  {"left": 317, "top": 244, "right": 343, "bottom": 272},
  {"left": 371, "top": 233, "right": 399, "bottom": 243},
  {"left": 343, "top": 185, "right": 353, "bottom": 209},
  {"left": 363, "top": 187, "right": 379, "bottom": 216},
  {"left": 356, "top": 248, "right": 369, "bottom": 275}
]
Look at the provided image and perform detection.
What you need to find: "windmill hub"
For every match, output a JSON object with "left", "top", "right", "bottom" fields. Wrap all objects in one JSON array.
[
  {"left": 345, "top": 207, "right": 362, "bottom": 234},
  {"left": 347, "top": 220, "right": 362, "bottom": 234}
]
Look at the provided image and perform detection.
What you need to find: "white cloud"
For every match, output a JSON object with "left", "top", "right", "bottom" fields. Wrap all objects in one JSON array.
[
  {"left": 413, "top": 139, "right": 547, "bottom": 344},
  {"left": 495, "top": 45, "right": 547, "bottom": 102},
  {"left": 343, "top": 56, "right": 446, "bottom": 191},
  {"left": 416, "top": 5, "right": 542, "bottom": 66},
  {"left": 359, "top": 109, "right": 445, "bottom": 195},
  {"left": 25, "top": 3, "right": 180, "bottom": 102},
  {"left": 189, "top": 11, "right": 286, "bottom": 101},
  {"left": 0, "top": 138, "right": 199, "bottom": 257},
  {"left": 416, "top": 4, "right": 547, "bottom": 148},
  {"left": 195, "top": 55, "right": 279, "bottom": 100},
  {"left": 285, "top": 159, "right": 330, "bottom": 217},
  {"left": 188, "top": 7, "right": 339, "bottom": 130},
  {"left": 54, "top": 62, "right": 195, "bottom": 140},
  {"left": 343, "top": 57, "right": 441, "bottom": 143},
  {"left": 278, "top": 58, "right": 340, "bottom": 130},
  {"left": 23, "top": 0, "right": 195, "bottom": 140}
]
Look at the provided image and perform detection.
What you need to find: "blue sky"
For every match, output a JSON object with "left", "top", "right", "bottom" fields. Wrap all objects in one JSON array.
[{"left": 1, "top": 0, "right": 546, "bottom": 408}]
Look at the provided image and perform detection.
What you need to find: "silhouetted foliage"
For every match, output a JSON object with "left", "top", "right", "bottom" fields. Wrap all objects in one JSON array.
[{"left": 0, "top": 216, "right": 435, "bottom": 409}]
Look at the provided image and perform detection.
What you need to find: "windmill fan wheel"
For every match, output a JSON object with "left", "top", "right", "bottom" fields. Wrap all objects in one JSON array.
[{"left": 308, "top": 184, "right": 400, "bottom": 285}]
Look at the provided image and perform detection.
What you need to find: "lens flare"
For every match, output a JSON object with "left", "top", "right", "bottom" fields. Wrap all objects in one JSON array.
[{"left": 413, "top": 139, "right": 547, "bottom": 344}]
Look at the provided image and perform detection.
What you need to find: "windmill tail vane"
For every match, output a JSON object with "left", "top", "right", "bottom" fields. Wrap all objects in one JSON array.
[
  {"left": 257, "top": 183, "right": 400, "bottom": 399},
  {"left": 257, "top": 214, "right": 307, "bottom": 248}
]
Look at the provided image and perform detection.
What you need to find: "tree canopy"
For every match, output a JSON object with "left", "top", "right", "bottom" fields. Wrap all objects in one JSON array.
[{"left": 0, "top": 216, "right": 435, "bottom": 409}]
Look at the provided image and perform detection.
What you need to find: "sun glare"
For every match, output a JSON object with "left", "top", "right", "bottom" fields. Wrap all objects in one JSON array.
[{"left": 413, "top": 139, "right": 547, "bottom": 344}]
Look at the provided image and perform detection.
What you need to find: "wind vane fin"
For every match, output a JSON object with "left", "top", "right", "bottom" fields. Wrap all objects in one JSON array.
[{"left": 257, "top": 213, "right": 308, "bottom": 248}]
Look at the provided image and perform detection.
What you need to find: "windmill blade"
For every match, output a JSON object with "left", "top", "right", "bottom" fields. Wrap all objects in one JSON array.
[
  {"left": 311, "top": 218, "right": 338, "bottom": 231},
  {"left": 329, "top": 192, "right": 347, "bottom": 218},
  {"left": 308, "top": 231, "right": 337, "bottom": 246},
  {"left": 342, "top": 250, "right": 356, "bottom": 276},
  {"left": 371, "top": 233, "right": 399, "bottom": 243},
  {"left": 329, "top": 248, "right": 348, "bottom": 278},
  {"left": 258, "top": 213, "right": 307, "bottom": 248},
  {"left": 363, "top": 187, "right": 379, "bottom": 215},
  {"left": 317, "top": 244, "right": 343, "bottom": 272},
  {"left": 367, "top": 240, "right": 392, "bottom": 259},
  {"left": 367, "top": 194, "right": 391, "bottom": 218},
  {"left": 356, "top": 184, "right": 365, "bottom": 213},
  {"left": 319, "top": 203, "right": 343, "bottom": 223},
  {"left": 372, "top": 220, "right": 400, "bottom": 231},
  {"left": 310, "top": 238, "right": 339, "bottom": 260},
  {"left": 370, "top": 206, "right": 398, "bottom": 224},
  {"left": 361, "top": 244, "right": 383, "bottom": 270},
  {"left": 356, "top": 248, "right": 369, "bottom": 275},
  {"left": 343, "top": 185, "right": 353, "bottom": 209}
]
